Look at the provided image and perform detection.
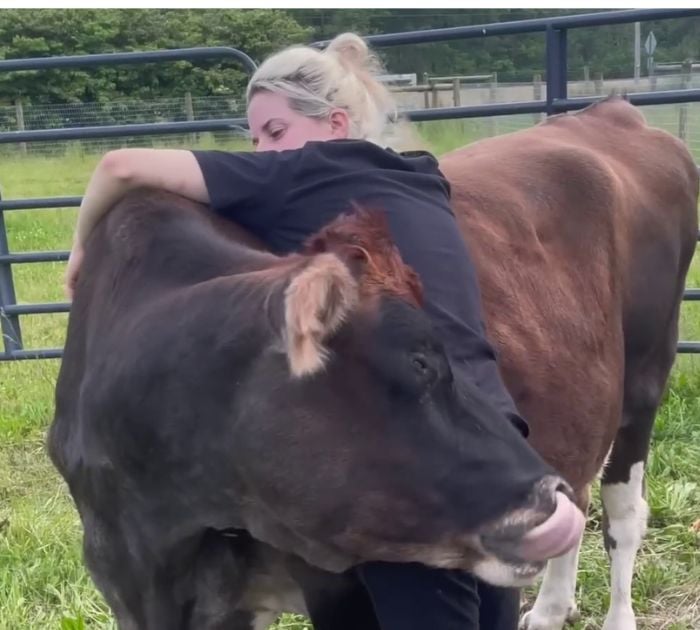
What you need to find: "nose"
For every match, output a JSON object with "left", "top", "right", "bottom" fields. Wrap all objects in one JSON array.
[
  {"left": 479, "top": 475, "right": 585, "bottom": 563},
  {"left": 516, "top": 478, "right": 585, "bottom": 562}
]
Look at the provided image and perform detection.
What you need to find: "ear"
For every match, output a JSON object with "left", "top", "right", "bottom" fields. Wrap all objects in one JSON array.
[
  {"left": 306, "top": 233, "right": 369, "bottom": 280},
  {"left": 328, "top": 108, "right": 350, "bottom": 139},
  {"left": 284, "top": 253, "right": 358, "bottom": 377}
]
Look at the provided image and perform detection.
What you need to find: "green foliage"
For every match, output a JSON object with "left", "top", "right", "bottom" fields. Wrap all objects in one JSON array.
[{"left": 0, "top": 9, "right": 310, "bottom": 104}]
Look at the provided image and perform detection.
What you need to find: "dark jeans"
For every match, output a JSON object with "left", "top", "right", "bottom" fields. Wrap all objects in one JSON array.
[{"left": 358, "top": 562, "right": 520, "bottom": 630}]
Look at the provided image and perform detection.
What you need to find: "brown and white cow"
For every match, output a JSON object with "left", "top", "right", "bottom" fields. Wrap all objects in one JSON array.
[
  {"left": 49, "top": 97, "right": 698, "bottom": 630},
  {"left": 438, "top": 96, "right": 698, "bottom": 629}
]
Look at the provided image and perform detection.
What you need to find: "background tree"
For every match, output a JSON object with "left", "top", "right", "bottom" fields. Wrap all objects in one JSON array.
[
  {"left": 0, "top": 8, "right": 697, "bottom": 105},
  {"left": 0, "top": 9, "right": 310, "bottom": 104}
]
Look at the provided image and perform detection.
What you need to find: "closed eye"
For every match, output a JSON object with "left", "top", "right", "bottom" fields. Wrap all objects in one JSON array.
[{"left": 269, "top": 127, "right": 285, "bottom": 141}]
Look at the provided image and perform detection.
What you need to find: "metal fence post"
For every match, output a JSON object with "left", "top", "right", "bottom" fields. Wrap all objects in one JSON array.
[
  {"left": 0, "top": 193, "right": 23, "bottom": 358},
  {"left": 545, "top": 25, "right": 568, "bottom": 115}
]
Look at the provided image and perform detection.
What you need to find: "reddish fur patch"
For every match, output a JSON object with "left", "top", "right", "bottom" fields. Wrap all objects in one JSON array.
[{"left": 304, "top": 208, "right": 423, "bottom": 308}]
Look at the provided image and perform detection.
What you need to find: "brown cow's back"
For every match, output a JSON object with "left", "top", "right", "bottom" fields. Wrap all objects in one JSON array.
[{"left": 439, "top": 97, "right": 698, "bottom": 490}]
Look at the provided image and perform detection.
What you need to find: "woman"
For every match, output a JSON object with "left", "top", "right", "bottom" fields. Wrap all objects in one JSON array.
[{"left": 66, "top": 32, "right": 526, "bottom": 630}]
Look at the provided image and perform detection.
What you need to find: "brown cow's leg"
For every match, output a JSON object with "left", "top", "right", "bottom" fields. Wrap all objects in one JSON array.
[
  {"left": 599, "top": 419, "right": 653, "bottom": 630},
  {"left": 600, "top": 319, "right": 679, "bottom": 630},
  {"left": 519, "top": 487, "right": 590, "bottom": 630}
]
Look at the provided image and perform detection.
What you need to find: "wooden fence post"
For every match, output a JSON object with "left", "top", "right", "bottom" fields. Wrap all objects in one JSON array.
[
  {"left": 452, "top": 78, "right": 461, "bottom": 107},
  {"left": 184, "top": 91, "right": 196, "bottom": 145},
  {"left": 678, "top": 60, "right": 691, "bottom": 144},
  {"left": 15, "top": 98, "right": 27, "bottom": 155},
  {"left": 533, "top": 73, "right": 544, "bottom": 124},
  {"left": 594, "top": 72, "right": 604, "bottom": 95},
  {"left": 489, "top": 72, "right": 499, "bottom": 137}
]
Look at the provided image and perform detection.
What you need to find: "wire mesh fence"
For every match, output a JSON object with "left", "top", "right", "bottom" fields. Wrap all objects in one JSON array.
[
  {"left": 0, "top": 72, "right": 698, "bottom": 159},
  {"left": 0, "top": 94, "right": 248, "bottom": 156}
]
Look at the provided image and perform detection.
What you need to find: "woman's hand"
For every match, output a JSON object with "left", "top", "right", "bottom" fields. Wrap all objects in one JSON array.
[{"left": 64, "top": 241, "right": 84, "bottom": 300}]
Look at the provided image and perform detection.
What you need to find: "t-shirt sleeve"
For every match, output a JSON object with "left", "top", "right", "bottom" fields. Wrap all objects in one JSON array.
[
  {"left": 191, "top": 149, "right": 298, "bottom": 235},
  {"left": 383, "top": 204, "right": 524, "bottom": 428}
]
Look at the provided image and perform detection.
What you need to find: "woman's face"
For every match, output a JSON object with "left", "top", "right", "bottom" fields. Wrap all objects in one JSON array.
[{"left": 247, "top": 90, "right": 349, "bottom": 152}]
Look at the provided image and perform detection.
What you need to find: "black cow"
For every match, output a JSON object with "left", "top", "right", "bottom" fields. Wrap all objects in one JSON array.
[{"left": 49, "top": 193, "right": 583, "bottom": 629}]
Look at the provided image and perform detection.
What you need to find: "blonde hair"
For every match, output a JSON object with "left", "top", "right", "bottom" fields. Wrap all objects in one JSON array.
[{"left": 246, "top": 33, "right": 399, "bottom": 145}]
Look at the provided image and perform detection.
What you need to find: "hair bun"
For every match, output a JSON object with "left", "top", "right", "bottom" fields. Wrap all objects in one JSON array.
[{"left": 326, "top": 32, "right": 371, "bottom": 70}]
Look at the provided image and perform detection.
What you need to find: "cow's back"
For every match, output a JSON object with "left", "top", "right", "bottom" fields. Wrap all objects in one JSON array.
[{"left": 439, "top": 98, "right": 698, "bottom": 487}]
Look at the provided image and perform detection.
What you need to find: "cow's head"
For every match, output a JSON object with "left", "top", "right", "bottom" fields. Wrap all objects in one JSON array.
[{"left": 233, "top": 210, "right": 584, "bottom": 587}]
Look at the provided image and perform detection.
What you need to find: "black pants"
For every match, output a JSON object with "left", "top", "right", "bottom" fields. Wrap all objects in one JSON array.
[{"left": 358, "top": 562, "right": 520, "bottom": 630}]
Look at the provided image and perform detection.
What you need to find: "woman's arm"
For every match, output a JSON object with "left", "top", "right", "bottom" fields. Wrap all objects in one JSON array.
[
  {"left": 75, "top": 148, "right": 210, "bottom": 245},
  {"left": 66, "top": 146, "right": 297, "bottom": 298},
  {"left": 65, "top": 148, "right": 210, "bottom": 298}
]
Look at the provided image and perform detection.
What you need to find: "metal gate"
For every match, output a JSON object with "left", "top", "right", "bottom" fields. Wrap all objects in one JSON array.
[{"left": 1, "top": 8, "right": 700, "bottom": 361}]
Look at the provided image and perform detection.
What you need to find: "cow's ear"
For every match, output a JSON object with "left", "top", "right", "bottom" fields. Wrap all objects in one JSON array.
[
  {"left": 306, "top": 235, "right": 369, "bottom": 281},
  {"left": 284, "top": 253, "right": 358, "bottom": 377}
]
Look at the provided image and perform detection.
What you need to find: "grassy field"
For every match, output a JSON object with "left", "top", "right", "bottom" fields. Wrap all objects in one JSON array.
[{"left": 1, "top": 120, "right": 699, "bottom": 629}]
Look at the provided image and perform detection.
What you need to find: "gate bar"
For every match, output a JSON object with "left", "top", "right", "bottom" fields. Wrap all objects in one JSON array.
[
  {"left": 325, "top": 9, "right": 700, "bottom": 48},
  {"left": 0, "top": 47, "right": 257, "bottom": 73},
  {"left": 0, "top": 206, "right": 23, "bottom": 356}
]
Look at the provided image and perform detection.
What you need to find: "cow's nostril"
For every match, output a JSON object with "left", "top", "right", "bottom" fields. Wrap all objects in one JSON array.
[
  {"left": 537, "top": 475, "right": 575, "bottom": 506},
  {"left": 555, "top": 481, "right": 575, "bottom": 502}
]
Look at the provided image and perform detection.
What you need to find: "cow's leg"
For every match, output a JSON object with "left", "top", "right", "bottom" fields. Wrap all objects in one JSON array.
[
  {"left": 600, "top": 421, "right": 653, "bottom": 630},
  {"left": 188, "top": 530, "right": 255, "bottom": 629},
  {"left": 251, "top": 612, "right": 277, "bottom": 630},
  {"left": 83, "top": 509, "right": 252, "bottom": 630},
  {"left": 519, "top": 487, "right": 589, "bottom": 630},
  {"left": 80, "top": 507, "right": 147, "bottom": 630},
  {"left": 600, "top": 323, "right": 678, "bottom": 630}
]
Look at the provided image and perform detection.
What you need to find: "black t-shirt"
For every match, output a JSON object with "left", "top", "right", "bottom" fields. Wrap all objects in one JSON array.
[{"left": 192, "top": 139, "right": 521, "bottom": 426}]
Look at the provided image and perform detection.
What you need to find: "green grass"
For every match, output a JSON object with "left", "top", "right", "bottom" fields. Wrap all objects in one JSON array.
[{"left": 1, "top": 126, "right": 699, "bottom": 629}]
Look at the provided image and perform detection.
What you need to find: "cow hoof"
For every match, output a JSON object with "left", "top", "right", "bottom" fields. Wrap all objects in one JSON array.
[
  {"left": 601, "top": 605, "right": 636, "bottom": 630},
  {"left": 519, "top": 601, "right": 579, "bottom": 630}
]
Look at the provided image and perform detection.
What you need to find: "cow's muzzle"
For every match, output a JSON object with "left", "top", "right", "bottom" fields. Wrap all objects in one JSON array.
[{"left": 478, "top": 475, "right": 585, "bottom": 565}]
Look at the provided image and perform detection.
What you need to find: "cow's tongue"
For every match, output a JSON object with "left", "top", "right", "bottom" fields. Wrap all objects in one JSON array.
[{"left": 517, "top": 491, "right": 585, "bottom": 562}]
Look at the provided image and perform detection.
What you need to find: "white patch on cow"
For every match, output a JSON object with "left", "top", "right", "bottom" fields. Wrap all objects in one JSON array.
[
  {"left": 284, "top": 253, "right": 358, "bottom": 377},
  {"left": 519, "top": 533, "right": 583, "bottom": 630},
  {"left": 472, "top": 556, "right": 545, "bottom": 588},
  {"left": 600, "top": 461, "right": 647, "bottom": 630}
]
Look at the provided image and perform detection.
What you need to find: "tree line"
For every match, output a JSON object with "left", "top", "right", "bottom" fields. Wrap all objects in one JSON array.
[{"left": 0, "top": 8, "right": 697, "bottom": 105}]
